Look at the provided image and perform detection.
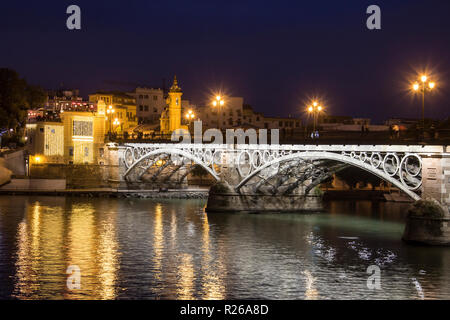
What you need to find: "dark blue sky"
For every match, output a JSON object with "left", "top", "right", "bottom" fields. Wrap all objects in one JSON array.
[{"left": 1, "top": 0, "right": 449, "bottom": 122}]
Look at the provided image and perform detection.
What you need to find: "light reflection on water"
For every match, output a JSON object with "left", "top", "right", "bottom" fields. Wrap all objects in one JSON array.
[{"left": 0, "top": 196, "right": 449, "bottom": 299}]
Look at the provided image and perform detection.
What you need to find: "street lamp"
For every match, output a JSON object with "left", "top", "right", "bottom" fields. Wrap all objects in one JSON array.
[
  {"left": 112, "top": 118, "right": 120, "bottom": 136},
  {"left": 106, "top": 105, "right": 115, "bottom": 135},
  {"left": 185, "top": 109, "right": 195, "bottom": 131},
  {"left": 212, "top": 95, "right": 225, "bottom": 129},
  {"left": 412, "top": 74, "right": 436, "bottom": 137},
  {"left": 185, "top": 109, "right": 195, "bottom": 121},
  {"left": 307, "top": 101, "right": 324, "bottom": 138}
]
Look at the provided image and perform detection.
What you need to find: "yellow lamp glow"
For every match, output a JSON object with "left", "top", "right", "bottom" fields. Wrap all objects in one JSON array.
[
  {"left": 318, "top": 106, "right": 323, "bottom": 112},
  {"left": 413, "top": 83, "right": 419, "bottom": 91},
  {"left": 212, "top": 101, "right": 217, "bottom": 106},
  {"left": 421, "top": 75, "right": 427, "bottom": 83},
  {"left": 429, "top": 82, "right": 435, "bottom": 89},
  {"left": 308, "top": 106, "right": 313, "bottom": 112}
]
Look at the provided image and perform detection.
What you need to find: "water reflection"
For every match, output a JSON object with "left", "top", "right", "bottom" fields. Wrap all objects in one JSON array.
[
  {"left": 200, "top": 212, "right": 225, "bottom": 299},
  {"left": 97, "top": 209, "right": 119, "bottom": 299},
  {"left": 303, "top": 270, "right": 318, "bottom": 300},
  {"left": 0, "top": 196, "right": 449, "bottom": 299}
]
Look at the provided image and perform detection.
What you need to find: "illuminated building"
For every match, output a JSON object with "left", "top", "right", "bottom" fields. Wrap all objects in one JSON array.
[
  {"left": 25, "top": 121, "right": 65, "bottom": 164},
  {"left": 160, "top": 76, "right": 188, "bottom": 135},
  {"left": 128, "top": 87, "right": 165, "bottom": 124},
  {"left": 26, "top": 101, "right": 107, "bottom": 164},
  {"left": 88, "top": 92, "right": 138, "bottom": 134}
]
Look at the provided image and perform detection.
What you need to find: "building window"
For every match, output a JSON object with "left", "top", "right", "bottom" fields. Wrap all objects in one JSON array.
[
  {"left": 69, "top": 147, "right": 73, "bottom": 156},
  {"left": 39, "top": 127, "right": 44, "bottom": 133},
  {"left": 139, "top": 105, "right": 143, "bottom": 111},
  {"left": 153, "top": 95, "right": 158, "bottom": 100},
  {"left": 73, "top": 120, "right": 93, "bottom": 136},
  {"left": 84, "top": 147, "right": 89, "bottom": 157},
  {"left": 144, "top": 95, "right": 149, "bottom": 99},
  {"left": 279, "top": 121, "right": 282, "bottom": 126},
  {"left": 153, "top": 107, "right": 157, "bottom": 113},
  {"left": 99, "top": 148, "right": 104, "bottom": 158},
  {"left": 144, "top": 106, "right": 149, "bottom": 112},
  {"left": 139, "top": 95, "right": 143, "bottom": 99}
]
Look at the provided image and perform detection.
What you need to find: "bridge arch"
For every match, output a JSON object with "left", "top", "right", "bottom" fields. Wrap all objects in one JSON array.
[
  {"left": 235, "top": 151, "right": 421, "bottom": 201},
  {"left": 122, "top": 148, "right": 221, "bottom": 181}
]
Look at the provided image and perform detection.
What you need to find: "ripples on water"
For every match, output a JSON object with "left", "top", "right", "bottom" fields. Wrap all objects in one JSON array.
[{"left": 0, "top": 196, "right": 449, "bottom": 300}]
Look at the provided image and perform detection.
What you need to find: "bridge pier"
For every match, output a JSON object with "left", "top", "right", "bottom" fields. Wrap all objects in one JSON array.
[
  {"left": 403, "top": 154, "right": 450, "bottom": 246},
  {"left": 421, "top": 155, "right": 450, "bottom": 208}
]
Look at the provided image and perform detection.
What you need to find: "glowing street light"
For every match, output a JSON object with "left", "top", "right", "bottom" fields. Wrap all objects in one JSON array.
[
  {"left": 412, "top": 74, "right": 436, "bottom": 137},
  {"left": 307, "top": 101, "right": 324, "bottom": 138},
  {"left": 212, "top": 95, "right": 225, "bottom": 128},
  {"left": 106, "top": 105, "right": 115, "bottom": 114},
  {"left": 185, "top": 109, "right": 195, "bottom": 131},
  {"left": 106, "top": 105, "right": 116, "bottom": 135},
  {"left": 185, "top": 109, "right": 195, "bottom": 120}
]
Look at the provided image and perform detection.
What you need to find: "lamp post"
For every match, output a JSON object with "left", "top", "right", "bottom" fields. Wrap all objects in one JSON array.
[
  {"left": 212, "top": 95, "right": 225, "bottom": 129},
  {"left": 112, "top": 118, "right": 120, "bottom": 136},
  {"left": 412, "top": 75, "right": 436, "bottom": 138},
  {"left": 185, "top": 109, "right": 195, "bottom": 131},
  {"left": 307, "top": 101, "right": 323, "bottom": 139},
  {"left": 106, "top": 105, "right": 115, "bottom": 136}
]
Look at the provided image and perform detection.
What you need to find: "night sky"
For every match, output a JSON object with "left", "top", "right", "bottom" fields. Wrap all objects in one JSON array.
[{"left": 1, "top": 0, "right": 449, "bottom": 123}]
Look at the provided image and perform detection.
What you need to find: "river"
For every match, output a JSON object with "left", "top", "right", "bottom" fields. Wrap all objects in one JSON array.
[{"left": 0, "top": 195, "right": 449, "bottom": 299}]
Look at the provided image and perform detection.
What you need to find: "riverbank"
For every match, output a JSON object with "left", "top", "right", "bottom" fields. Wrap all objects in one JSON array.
[
  {"left": 0, "top": 185, "right": 407, "bottom": 202},
  {"left": 0, "top": 187, "right": 210, "bottom": 199}
]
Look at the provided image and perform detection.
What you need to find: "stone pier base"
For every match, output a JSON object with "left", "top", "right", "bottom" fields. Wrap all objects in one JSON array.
[
  {"left": 206, "top": 193, "right": 323, "bottom": 213},
  {"left": 402, "top": 199, "right": 450, "bottom": 246}
]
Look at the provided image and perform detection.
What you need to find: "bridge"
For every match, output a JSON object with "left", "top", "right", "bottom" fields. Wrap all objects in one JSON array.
[{"left": 108, "top": 143, "right": 450, "bottom": 212}]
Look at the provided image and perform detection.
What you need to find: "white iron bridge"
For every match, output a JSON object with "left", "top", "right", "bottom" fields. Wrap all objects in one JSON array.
[{"left": 118, "top": 143, "right": 449, "bottom": 201}]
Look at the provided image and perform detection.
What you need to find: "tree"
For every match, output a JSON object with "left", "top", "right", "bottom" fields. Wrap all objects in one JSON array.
[
  {"left": 0, "top": 68, "right": 28, "bottom": 129},
  {"left": 0, "top": 68, "right": 46, "bottom": 130},
  {"left": 25, "top": 85, "right": 46, "bottom": 111}
]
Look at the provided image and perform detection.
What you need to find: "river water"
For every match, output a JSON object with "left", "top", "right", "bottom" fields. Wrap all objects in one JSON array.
[{"left": 0, "top": 195, "right": 449, "bottom": 300}]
